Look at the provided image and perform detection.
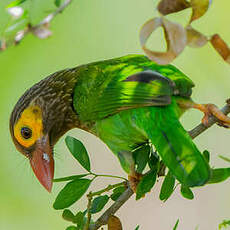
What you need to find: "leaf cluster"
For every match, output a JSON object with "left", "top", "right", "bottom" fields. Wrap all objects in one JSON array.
[
  {"left": 53, "top": 136, "right": 128, "bottom": 229},
  {"left": 53, "top": 136, "right": 230, "bottom": 230}
]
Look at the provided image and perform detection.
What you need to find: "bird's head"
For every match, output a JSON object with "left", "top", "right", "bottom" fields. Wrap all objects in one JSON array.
[{"left": 9, "top": 70, "right": 78, "bottom": 192}]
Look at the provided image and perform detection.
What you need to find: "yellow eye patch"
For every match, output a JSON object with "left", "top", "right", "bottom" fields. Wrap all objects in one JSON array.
[{"left": 14, "top": 105, "right": 43, "bottom": 148}]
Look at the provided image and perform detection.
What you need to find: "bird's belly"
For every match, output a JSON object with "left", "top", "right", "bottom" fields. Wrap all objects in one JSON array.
[{"left": 94, "top": 108, "right": 152, "bottom": 150}]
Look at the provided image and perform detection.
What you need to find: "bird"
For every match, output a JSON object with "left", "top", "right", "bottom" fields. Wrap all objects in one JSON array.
[{"left": 9, "top": 54, "right": 230, "bottom": 192}]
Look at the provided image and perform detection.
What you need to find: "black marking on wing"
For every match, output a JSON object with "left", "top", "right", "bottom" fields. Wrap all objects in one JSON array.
[
  {"left": 161, "top": 130, "right": 178, "bottom": 159},
  {"left": 123, "top": 70, "right": 176, "bottom": 88},
  {"left": 161, "top": 130, "right": 186, "bottom": 173}
]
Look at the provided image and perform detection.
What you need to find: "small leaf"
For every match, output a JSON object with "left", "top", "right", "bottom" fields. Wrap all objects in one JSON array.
[
  {"left": 133, "top": 145, "right": 150, "bottom": 173},
  {"left": 53, "top": 174, "right": 89, "bottom": 182},
  {"left": 186, "top": 25, "right": 208, "bottom": 48},
  {"left": 219, "top": 155, "right": 230, "bottom": 163},
  {"left": 140, "top": 17, "right": 187, "bottom": 65},
  {"left": 190, "top": 0, "right": 211, "bottom": 22},
  {"left": 15, "top": 30, "right": 25, "bottom": 44},
  {"left": 158, "top": 0, "right": 190, "bottom": 15},
  {"left": 173, "top": 219, "right": 179, "bottom": 230},
  {"left": 6, "top": 0, "right": 26, "bottom": 8},
  {"left": 210, "top": 34, "right": 230, "bottom": 64},
  {"left": 135, "top": 225, "right": 140, "bottom": 230},
  {"left": 5, "top": 16, "right": 28, "bottom": 33},
  {"left": 110, "top": 186, "right": 126, "bottom": 201},
  {"left": 180, "top": 185, "right": 194, "bottom": 200},
  {"left": 159, "top": 170, "right": 175, "bottom": 201},
  {"left": 32, "top": 26, "right": 52, "bottom": 39},
  {"left": 53, "top": 179, "right": 91, "bottom": 210},
  {"left": 219, "top": 220, "right": 230, "bottom": 230},
  {"left": 65, "top": 136, "right": 91, "bottom": 172},
  {"left": 90, "top": 195, "right": 110, "bottom": 214},
  {"left": 55, "top": 0, "right": 61, "bottom": 7},
  {"left": 136, "top": 170, "right": 157, "bottom": 200},
  {"left": 148, "top": 150, "right": 159, "bottom": 171},
  {"left": 108, "top": 215, "right": 122, "bottom": 230},
  {"left": 203, "top": 150, "right": 210, "bottom": 163},
  {"left": 75, "top": 211, "right": 85, "bottom": 228},
  {"left": 208, "top": 168, "right": 230, "bottom": 184},
  {"left": 66, "top": 226, "right": 77, "bottom": 230},
  {"left": 62, "top": 209, "right": 76, "bottom": 223},
  {"left": 157, "top": 160, "right": 166, "bottom": 177},
  {"left": 7, "top": 6, "right": 24, "bottom": 19}
]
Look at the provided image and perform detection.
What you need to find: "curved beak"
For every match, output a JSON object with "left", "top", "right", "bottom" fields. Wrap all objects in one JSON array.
[{"left": 30, "top": 135, "right": 54, "bottom": 192}]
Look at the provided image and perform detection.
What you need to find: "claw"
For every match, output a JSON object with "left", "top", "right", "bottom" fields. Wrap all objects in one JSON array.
[{"left": 193, "top": 103, "right": 230, "bottom": 128}]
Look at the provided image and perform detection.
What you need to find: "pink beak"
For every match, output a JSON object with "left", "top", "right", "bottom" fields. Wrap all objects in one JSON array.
[{"left": 30, "top": 135, "right": 54, "bottom": 192}]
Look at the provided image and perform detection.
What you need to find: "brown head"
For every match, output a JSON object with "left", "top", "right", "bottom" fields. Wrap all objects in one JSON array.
[{"left": 9, "top": 69, "right": 79, "bottom": 192}]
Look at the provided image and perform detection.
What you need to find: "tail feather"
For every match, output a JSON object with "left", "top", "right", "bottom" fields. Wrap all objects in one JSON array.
[{"left": 141, "top": 104, "right": 210, "bottom": 187}]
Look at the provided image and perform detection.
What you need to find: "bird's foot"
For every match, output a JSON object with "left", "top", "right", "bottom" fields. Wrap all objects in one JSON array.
[
  {"left": 193, "top": 103, "right": 230, "bottom": 128},
  {"left": 128, "top": 172, "right": 142, "bottom": 193}
]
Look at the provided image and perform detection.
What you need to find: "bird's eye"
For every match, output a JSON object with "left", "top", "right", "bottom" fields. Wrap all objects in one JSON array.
[{"left": 21, "top": 127, "right": 32, "bottom": 139}]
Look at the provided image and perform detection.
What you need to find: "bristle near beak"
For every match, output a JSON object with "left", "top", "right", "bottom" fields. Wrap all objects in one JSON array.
[{"left": 30, "top": 135, "right": 54, "bottom": 192}]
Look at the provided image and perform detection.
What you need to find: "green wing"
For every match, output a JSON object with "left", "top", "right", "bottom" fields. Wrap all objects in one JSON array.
[{"left": 73, "top": 55, "right": 194, "bottom": 122}]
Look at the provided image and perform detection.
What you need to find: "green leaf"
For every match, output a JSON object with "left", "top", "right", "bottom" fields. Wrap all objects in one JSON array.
[
  {"left": 55, "top": 0, "right": 61, "bottom": 7},
  {"left": 66, "top": 226, "right": 77, "bottom": 230},
  {"left": 219, "top": 220, "right": 230, "bottom": 230},
  {"left": 159, "top": 170, "right": 175, "bottom": 201},
  {"left": 90, "top": 195, "right": 110, "bottom": 214},
  {"left": 53, "top": 174, "right": 89, "bottom": 182},
  {"left": 148, "top": 150, "right": 159, "bottom": 171},
  {"left": 157, "top": 161, "right": 166, "bottom": 177},
  {"left": 53, "top": 179, "right": 91, "bottom": 210},
  {"left": 208, "top": 168, "right": 230, "bottom": 184},
  {"left": 135, "top": 225, "right": 140, "bottom": 230},
  {"left": 66, "top": 226, "right": 78, "bottom": 230},
  {"left": 65, "top": 136, "right": 91, "bottom": 172},
  {"left": 133, "top": 145, "right": 150, "bottom": 173},
  {"left": 110, "top": 186, "right": 126, "bottom": 201},
  {"left": 6, "top": 0, "right": 26, "bottom": 8},
  {"left": 173, "top": 219, "right": 179, "bottom": 230},
  {"left": 136, "top": 170, "right": 157, "bottom": 200},
  {"left": 75, "top": 211, "right": 85, "bottom": 228},
  {"left": 180, "top": 185, "right": 194, "bottom": 200},
  {"left": 219, "top": 155, "right": 230, "bottom": 163},
  {"left": 62, "top": 209, "right": 76, "bottom": 223},
  {"left": 203, "top": 150, "right": 210, "bottom": 163}
]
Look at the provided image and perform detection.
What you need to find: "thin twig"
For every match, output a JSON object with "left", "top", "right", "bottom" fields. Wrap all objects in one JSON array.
[
  {"left": 89, "top": 100, "right": 230, "bottom": 230},
  {"left": 37, "top": 0, "right": 72, "bottom": 27},
  {"left": 89, "top": 182, "right": 126, "bottom": 197},
  {"left": 91, "top": 172, "right": 127, "bottom": 181},
  {"left": 85, "top": 192, "right": 93, "bottom": 230},
  {"left": 1, "top": 0, "right": 72, "bottom": 50},
  {"left": 89, "top": 186, "right": 134, "bottom": 230}
]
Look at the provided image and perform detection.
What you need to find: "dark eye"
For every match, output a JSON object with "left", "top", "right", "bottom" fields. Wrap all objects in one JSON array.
[{"left": 21, "top": 127, "right": 32, "bottom": 139}]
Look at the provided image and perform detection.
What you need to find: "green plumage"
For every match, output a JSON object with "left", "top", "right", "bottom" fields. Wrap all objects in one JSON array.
[
  {"left": 10, "top": 54, "right": 210, "bottom": 189},
  {"left": 71, "top": 55, "right": 210, "bottom": 187}
]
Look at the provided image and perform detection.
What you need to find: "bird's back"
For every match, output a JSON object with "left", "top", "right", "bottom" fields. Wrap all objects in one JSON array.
[{"left": 73, "top": 54, "right": 194, "bottom": 123}]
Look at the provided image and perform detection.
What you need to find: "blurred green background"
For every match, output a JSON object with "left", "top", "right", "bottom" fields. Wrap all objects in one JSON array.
[{"left": 1, "top": 0, "right": 230, "bottom": 229}]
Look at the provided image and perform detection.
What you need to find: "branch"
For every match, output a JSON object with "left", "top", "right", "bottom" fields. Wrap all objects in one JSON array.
[
  {"left": 89, "top": 99, "right": 230, "bottom": 230},
  {"left": 188, "top": 99, "right": 230, "bottom": 138},
  {"left": 0, "top": 0, "right": 72, "bottom": 50},
  {"left": 89, "top": 186, "right": 134, "bottom": 230},
  {"left": 36, "top": 0, "right": 72, "bottom": 27}
]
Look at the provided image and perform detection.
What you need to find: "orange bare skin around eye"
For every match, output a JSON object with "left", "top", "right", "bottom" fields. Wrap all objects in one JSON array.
[{"left": 14, "top": 105, "right": 44, "bottom": 148}]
